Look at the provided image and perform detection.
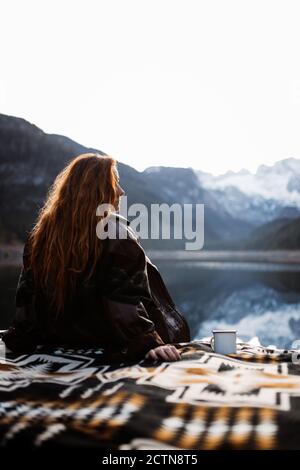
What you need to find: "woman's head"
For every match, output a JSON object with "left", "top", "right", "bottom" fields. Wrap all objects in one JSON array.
[{"left": 29, "top": 153, "right": 124, "bottom": 314}]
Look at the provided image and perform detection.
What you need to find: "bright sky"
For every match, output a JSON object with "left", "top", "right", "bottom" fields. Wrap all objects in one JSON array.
[{"left": 1, "top": 0, "right": 300, "bottom": 175}]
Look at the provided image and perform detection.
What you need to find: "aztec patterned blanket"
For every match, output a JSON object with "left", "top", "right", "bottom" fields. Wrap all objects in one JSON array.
[{"left": 0, "top": 339, "right": 300, "bottom": 450}]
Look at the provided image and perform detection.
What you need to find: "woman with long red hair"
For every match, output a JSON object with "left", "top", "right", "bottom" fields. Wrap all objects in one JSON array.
[{"left": 2, "top": 153, "right": 190, "bottom": 362}]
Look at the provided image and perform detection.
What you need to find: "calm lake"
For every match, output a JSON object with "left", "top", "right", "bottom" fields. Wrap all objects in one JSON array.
[{"left": 1, "top": 256, "right": 300, "bottom": 349}]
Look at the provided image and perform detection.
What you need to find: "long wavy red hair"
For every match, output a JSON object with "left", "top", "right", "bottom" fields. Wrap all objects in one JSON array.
[{"left": 28, "top": 153, "right": 118, "bottom": 314}]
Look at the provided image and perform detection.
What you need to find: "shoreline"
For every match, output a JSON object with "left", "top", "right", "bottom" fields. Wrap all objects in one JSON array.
[
  {"left": 147, "top": 250, "right": 300, "bottom": 264},
  {"left": 1, "top": 244, "right": 300, "bottom": 266}
]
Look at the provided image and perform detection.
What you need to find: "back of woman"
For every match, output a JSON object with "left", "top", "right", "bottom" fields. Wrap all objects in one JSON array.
[{"left": 1, "top": 153, "right": 190, "bottom": 362}]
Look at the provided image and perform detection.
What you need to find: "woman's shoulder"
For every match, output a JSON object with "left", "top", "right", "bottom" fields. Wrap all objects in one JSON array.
[{"left": 104, "top": 213, "right": 145, "bottom": 257}]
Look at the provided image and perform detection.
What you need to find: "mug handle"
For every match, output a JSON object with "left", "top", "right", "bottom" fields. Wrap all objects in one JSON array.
[{"left": 210, "top": 336, "right": 214, "bottom": 351}]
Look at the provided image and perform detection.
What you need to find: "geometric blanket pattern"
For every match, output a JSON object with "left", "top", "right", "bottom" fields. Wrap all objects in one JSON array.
[{"left": 1, "top": 340, "right": 300, "bottom": 450}]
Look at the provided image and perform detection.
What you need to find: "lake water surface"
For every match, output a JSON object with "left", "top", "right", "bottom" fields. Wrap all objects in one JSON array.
[
  {"left": 1, "top": 258, "right": 300, "bottom": 349},
  {"left": 154, "top": 259, "right": 300, "bottom": 349}
]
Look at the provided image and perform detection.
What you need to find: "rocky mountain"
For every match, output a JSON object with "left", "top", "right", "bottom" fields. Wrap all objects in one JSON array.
[
  {"left": 196, "top": 159, "right": 300, "bottom": 226},
  {"left": 0, "top": 113, "right": 251, "bottom": 250},
  {"left": 0, "top": 114, "right": 102, "bottom": 242},
  {"left": 141, "top": 167, "right": 253, "bottom": 246},
  {"left": 1, "top": 113, "right": 300, "bottom": 250},
  {"left": 198, "top": 158, "right": 300, "bottom": 202},
  {"left": 242, "top": 217, "right": 300, "bottom": 250}
]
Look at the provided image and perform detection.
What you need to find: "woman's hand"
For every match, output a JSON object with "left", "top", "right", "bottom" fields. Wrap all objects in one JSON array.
[{"left": 145, "top": 344, "right": 181, "bottom": 361}]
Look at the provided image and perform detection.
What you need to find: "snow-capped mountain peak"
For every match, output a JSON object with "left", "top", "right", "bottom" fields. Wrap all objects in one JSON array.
[{"left": 197, "top": 157, "right": 300, "bottom": 206}]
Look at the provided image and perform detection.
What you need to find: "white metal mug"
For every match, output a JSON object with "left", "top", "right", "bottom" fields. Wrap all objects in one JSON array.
[
  {"left": 210, "top": 329, "right": 237, "bottom": 355},
  {"left": 0, "top": 338, "right": 6, "bottom": 362}
]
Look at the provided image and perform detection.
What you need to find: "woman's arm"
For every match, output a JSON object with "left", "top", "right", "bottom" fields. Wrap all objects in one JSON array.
[
  {"left": 100, "top": 237, "right": 166, "bottom": 360},
  {"left": 145, "top": 344, "right": 181, "bottom": 361},
  {"left": 1, "top": 239, "right": 40, "bottom": 353}
]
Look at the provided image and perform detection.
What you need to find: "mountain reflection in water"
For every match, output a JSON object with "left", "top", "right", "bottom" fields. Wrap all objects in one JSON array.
[{"left": 154, "top": 259, "right": 300, "bottom": 349}]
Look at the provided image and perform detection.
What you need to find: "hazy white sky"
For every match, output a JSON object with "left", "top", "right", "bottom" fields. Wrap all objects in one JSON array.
[{"left": 1, "top": 0, "right": 300, "bottom": 175}]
